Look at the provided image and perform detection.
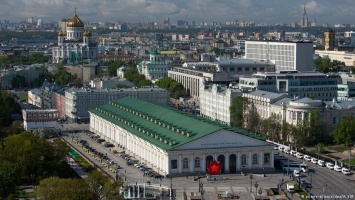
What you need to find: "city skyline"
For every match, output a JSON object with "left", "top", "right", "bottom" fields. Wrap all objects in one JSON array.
[{"left": 1, "top": 0, "right": 355, "bottom": 25}]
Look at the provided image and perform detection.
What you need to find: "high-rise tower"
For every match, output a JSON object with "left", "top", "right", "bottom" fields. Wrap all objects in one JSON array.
[
  {"left": 300, "top": 4, "right": 308, "bottom": 28},
  {"left": 324, "top": 29, "right": 335, "bottom": 51}
]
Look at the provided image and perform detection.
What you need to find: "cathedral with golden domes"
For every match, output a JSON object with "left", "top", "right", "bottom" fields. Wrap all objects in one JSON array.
[{"left": 52, "top": 9, "right": 98, "bottom": 64}]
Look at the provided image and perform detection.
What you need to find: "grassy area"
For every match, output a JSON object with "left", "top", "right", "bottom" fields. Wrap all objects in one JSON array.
[
  {"left": 295, "top": 184, "right": 309, "bottom": 200},
  {"left": 327, "top": 146, "right": 350, "bottom": 153},
  {"left": 19, "top": 94, "right": 28, "bottom": 101},
  {"left": 342, "top": 158, "right": 355, "bottom": 166},
  {"left": 72, "top": 153, "right": 96, "bottom": 174}
]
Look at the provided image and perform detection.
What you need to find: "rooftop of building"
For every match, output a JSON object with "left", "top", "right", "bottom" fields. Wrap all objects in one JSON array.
[
  {"left": 245, "top": 40, "right": 313, "bottom": 44},
  {"left": 90, "top": 97, "right": 266, "bottom": 151},
  {"left": 245, "top": 90, "right": 287, "bottom": 100},
  {"left": 66, "top": 86, "right": 168, "bottom": 93},
  {"left": 218, "top": 59, "right": 275, "bottom": 66}
]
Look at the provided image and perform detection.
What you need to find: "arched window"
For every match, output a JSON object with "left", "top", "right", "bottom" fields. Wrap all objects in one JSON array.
[
  {"left": 183, "top": 158, "right": 189, "bottom": 169},
  {"left": 252, "top": 154, "right": 258, "bottom": 164},
  {"left": 194, "top": 157, "right": 200, "bottom": 168},
  {"left": 241, "top": 154, "right": 247, "bottom": 166}
]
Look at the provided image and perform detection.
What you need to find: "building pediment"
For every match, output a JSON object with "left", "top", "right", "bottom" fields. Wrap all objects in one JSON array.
[{"left": 172, "top": 130, "right": 272, "bottom": 151}]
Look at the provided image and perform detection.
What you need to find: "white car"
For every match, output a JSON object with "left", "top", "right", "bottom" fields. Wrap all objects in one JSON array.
[
  {"left": 304, "top": 155, "right": 311, "bottom": 162},
  {"left": 342, "top": 168, "right": 351, "bottom": 175},
  {"left": 318, "top": 160, "right": 325, "bottom": 167},
  {"left": 284, "top": 148, "right": 290, "bottom": 154},
  {"left": 334, "top": 165, "right": 342, "bottom": 172},
  {"left": 296, "top": 152, "right": 304, "bottom": 159},
  {"left": 278, "top": 146, "right": 284, "bottom": 151},
  {"left": 293, "top": 169, "right": 300, "bottom": 177},
  {"left": 311, "top": 158, "right": 318, "bottom": 164},
  {"left": 290, "top": 150, "right": 297, "bottom": 156},
  {"left": 326, "top": 162, "right": 334, "bottom": 170}
]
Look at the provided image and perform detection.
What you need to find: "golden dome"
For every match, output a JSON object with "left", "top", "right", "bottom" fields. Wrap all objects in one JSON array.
[
  {"left": 67, "top": 9, "right": 84, "bottom": 27},
  {"left": 83, "top": 30, "right": 92, "bottom": 36}
]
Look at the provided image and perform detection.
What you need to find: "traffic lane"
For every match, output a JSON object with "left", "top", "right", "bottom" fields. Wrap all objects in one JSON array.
[
  {"left": 278, "top": 152, "right": 355, "bottom": 198},
  {"left": 304, "top": 163, "right": 355, "bottom": 199}
]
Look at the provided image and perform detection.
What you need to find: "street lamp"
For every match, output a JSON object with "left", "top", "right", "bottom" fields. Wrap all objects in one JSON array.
[
  {"left": 254, "top": 182, "right": 259, "bottom": 200},
  {"left": 250, "top": 173, "right": 254, "bottom": 193}
]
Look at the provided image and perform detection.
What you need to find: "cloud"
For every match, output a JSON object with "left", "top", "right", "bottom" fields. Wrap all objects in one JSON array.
[{"left": 0, "top": 0, "right": 354, "bottom": 25}]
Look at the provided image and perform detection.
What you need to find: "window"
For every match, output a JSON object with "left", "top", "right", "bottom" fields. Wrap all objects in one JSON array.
[
  {"left": 264, "top": 153, "right": 270, "bottom": 164},
  {"left": 171, "top": 160, "right": 177, "bottom": 169},
  {"left": 195, "top": 157, "right": 200, "bottom": 168},
  {"left": 332, "top": 117, "right": 337, "bottom": 124},
  {"left": 252, "top": 154, "right": 258, "bottom": 164},
  {"left": 241, "top": 154, "right": 247, "bottom": 166},
  {"left": 183, "top": 158, "right": 189, "bottom": 169}
]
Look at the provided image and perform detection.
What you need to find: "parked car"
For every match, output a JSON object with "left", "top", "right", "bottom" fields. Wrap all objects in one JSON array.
[
  {"left": 284, "top": 148, "right": 290, "bottom": 154},
  {"left": 311, "top": 158, "right": 318, "bottom": 164},
  {"left": 342, "top": 168, "right": 351, "bottom": 175},
  {"left": 296, "top": 152, "right": 304, "bottom": 159},
  {"left": 326, "top": 162, "right": 334, "bottom": 170},
  {"left": 317, "top": 160, "right": 325, "bottom": 167},
  {"left": 293, "top": 169, "right": 300, "bottom": 177},
  {"left": 304, "top": 155, "right": 311, "bottom": 162},
  {"left": 278, "top": 146, "right": 284, "bottom": 151},
  {"left": 290, "top": 150, "right": 297, "bottom": 156},
  {"left": 334, "top": 165, "right": 342, "bottom": 172}
]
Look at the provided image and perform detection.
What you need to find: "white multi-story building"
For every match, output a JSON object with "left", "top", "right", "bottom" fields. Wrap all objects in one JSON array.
[
  {"left": 169, "top": 59, "right": 275, "bottom": 97},
  {"left": 23, "top": 109, "right": 59, "bottom": 131},
  {"left": 245, "top": 41, "right": 313, "bottom": 71},
  {"left": 199, "top": 84, "right": 243, "bottom": 125},
  {"left": 65, "top": 86, "right": 170, "bottom": 122},
  {"left": 52, "top": 9, "right": 98, "bottom": 64},
  {"left": 89, "top": 97, "right": 275, "bottom": 175},
  {"left": 137, "top": 50, "right": 170, "bottom": 81},
  {"left": 239, "top": 71, "right": 341, "bottom": 101},
  {"left": 243, "top": 90, "right": 355, "bottom": 137},
  {"left": 337, "top": 72, "right": 355, "bottom": 101},
  {"left": 315, "top": 50, "right": 355, "bottom": 67}
]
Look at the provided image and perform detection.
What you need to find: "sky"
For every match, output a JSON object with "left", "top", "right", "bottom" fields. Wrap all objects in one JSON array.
[{"left": 1, "top": 0, "right": 355, "bottom": 25}]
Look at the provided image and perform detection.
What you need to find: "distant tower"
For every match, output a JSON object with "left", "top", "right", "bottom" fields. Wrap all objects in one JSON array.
[
  {"left": 300, "top": 4, "right": 308, "bottom": 28},
  {"left": 291, "top": 20, "right": 296, "bottom": 28},
  {"left": 27, "top": 17, "right": 33, "bottom": 24},
  {"left": 324, "top": 29, "right": 335, "bottom": 51}
]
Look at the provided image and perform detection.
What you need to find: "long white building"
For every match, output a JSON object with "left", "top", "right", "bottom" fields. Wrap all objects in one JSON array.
[
  {"left": 245, "top": 41, "right": 313, "bottom": 71},
  {"left": 65, "top": 86, "right": 170, "bottom": 122},
  {"left": 89, "top": 97, "right": 275, "bottom": 175},
  {"left": 315, "top": 50, "right": 355, "bottom": 67}
]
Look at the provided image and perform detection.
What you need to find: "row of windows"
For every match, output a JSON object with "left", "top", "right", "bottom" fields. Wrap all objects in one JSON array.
[{"left": 171, "top": 154, "right": 270, "bottom": 169}]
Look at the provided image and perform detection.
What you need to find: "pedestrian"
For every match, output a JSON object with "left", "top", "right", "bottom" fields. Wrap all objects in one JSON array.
[
  {"left": 186, "top": 175, "right": 188, "bottom": 179},
  {"left": 282, "top": 178, "right": 284, "bottom": 183}
]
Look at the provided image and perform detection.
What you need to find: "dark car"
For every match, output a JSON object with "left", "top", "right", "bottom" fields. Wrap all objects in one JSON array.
[{"left": 154, "top": 174, "right": 164, "bottom": 179}]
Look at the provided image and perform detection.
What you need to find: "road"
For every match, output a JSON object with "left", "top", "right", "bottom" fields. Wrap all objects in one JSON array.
[{"left": 278, "top": 151, "right": 355, "bottom": 200}]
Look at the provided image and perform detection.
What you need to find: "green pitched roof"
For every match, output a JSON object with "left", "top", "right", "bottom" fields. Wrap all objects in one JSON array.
[
  {"left": 90, "top": 97, "right": 266, "bottom": 151},
  {"left": 150, "top": 50, "right": 160, "bottom": 55}
]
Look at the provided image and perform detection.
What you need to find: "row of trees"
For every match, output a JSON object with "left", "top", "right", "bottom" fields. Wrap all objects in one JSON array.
[
  {"left": 155, "top": 77, "right": 187, "bottom": 99},
  {"left": 314, "top": 57, "right": 346, "bottom": 73},
  {"left": 331, "top": 116, "right": 355, "bottom": 145},
  {"left": 0, "top": 53, "right": 51, "bottom": 67},
  {"left": 0, "top": 91, "right": 21, "bottom": 126},
  {"left": 230, "top": 97, "right": 326, "bottom": 146},
  {"left": 124, "top": 69, "right": 153, "bottom": 87},
  {"left": 105, "top": 60, "right": 139, "bottom": 77}
]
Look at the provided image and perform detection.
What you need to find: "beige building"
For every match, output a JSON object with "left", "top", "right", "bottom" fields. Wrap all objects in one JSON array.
[{"left": 23, "top": 109, "right": 59, "bottom": 131}]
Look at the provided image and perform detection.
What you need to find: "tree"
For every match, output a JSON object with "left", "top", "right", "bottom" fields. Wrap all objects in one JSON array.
[
  {"left": 331, "top": 116, "right": 355, "bottom": 144},
  {"left": 0, "top": 162, "right": 20, "bottom": 199},
  {"left": 308, "top": 110, "right": 324, "bottom": 144},
  {"left": 155, "top": 77, "right": 186, "bottom": 99},
  {"left": 0, "top": 91, "right": 21, "bottom": 126},
  {"left": 9, "top": 120, "right": 24, "bottom": 135},
  {"left": 230, "top": 96, "right": 249, "bottom": 129},
  {"left": 34, "top": 177, "right": 95, "bottom": 200},
  {"left": 314, "top": 57, "right": 345, "bottom": 73},
  {"left": 116, "top": 84, "right": 128, "bottom": 88}
]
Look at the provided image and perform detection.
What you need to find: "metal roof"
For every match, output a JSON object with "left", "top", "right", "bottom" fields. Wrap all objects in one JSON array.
[{"left": 90, "top": 97, "right": 266, "bottom": 151}]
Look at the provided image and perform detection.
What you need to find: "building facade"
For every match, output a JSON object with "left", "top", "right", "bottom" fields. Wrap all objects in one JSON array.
[
  {"left": 239, "top": 71, "right": 341, "bottom": 101},
  {"left": 137, "top": 50, "right": 170, "bottom": 81},
  {"left": 315, "top": 50, "right": 355, "bottom": 67},
  {"left": 23, "top": 109, "right": 59, "bottom": 131},
  {"left": 52, "top": 9, "right": 98, "bottom": 64},
  {"left": 245, "top": 41, "right": 313, "bottom": 71},
  {"left": 243, "top": 90, "right": 355, "bottom": 136},
  {"left": 89, "top": 97, "right": 275, "bottom": 175},
  {"left": 199, "top": 84, "right": 243, "bottom": 125},
  {"left": 65, "top": 86, "right": 170, "bottom": 122}
]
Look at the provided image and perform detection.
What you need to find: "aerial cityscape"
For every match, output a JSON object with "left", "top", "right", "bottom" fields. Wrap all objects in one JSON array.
[{"left": 1, "top": 1, "right": 355, "bottom": 200}]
